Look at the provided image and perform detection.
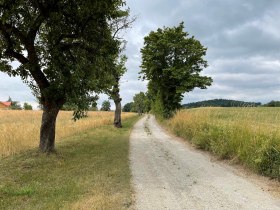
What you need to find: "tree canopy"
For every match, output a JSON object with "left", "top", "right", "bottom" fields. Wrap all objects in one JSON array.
[
  {"left": 132, "top": 92, "right": 146, "bottom": 115},
  {"left": 23, "top": 102, "right": 33, "bottom": 110},
  {"left": 1, "top": 0, "right": 126, "bottom": 116},
  {"left": 101, "top": 100, "right": 111, "bottom": 111},
  {"left": 140, "top": 22, "right": 212, "bottom": 118},
  {"left": 122, "top": 102, "right": 133, "bottom": 112},
  {"left": 0, "top": 0, "right": 128, "bottom": 152}
]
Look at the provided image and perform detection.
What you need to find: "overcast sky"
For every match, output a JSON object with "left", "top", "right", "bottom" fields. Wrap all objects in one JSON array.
[{"left": 0, "top": 0, "right": 280, "bottom": 108}]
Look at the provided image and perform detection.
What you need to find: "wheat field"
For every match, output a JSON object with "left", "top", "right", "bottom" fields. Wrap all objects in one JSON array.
[
  {"left": 0, "top": 110, "right": 136, "bottom": 157},
  {"left": 167, "top": 107, "right": 280, "bottom": 178}
]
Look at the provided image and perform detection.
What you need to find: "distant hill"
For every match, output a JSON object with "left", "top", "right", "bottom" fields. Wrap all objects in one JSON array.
[
  {"left": 182, "top": 99, "right": 262, "bottom": 108},
  {"left": 263, "top": 100, "right": 280, "bottom": 107}
]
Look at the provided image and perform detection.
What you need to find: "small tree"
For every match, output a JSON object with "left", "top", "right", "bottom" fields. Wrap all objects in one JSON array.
[
  {"left": 23, "top": 102, "right": 33, "bottom": 110},
  {"left": 7, "top": 97, "right": 22, "bottom": 110},
  {"left": 101, "top": 100, "right": 111, "bottom": 111},
  {"left": 140, "top": 22, "right": 212, "bottom": 118}
]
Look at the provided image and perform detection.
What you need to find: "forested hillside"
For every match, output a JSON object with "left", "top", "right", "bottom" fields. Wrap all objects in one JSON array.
[{"left": 183, "top": 99, "right": 261, "bottom": 108}]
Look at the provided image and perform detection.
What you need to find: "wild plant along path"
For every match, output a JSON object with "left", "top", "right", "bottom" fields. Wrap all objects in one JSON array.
[{"left": 130, "top": 115, "right": 280, "bottom": 210}]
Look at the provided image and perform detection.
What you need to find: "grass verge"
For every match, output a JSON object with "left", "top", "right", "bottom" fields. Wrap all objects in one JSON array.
[
  {"left": 165, "top": 108, "right": 280, "bottom": 180},
  {"left": 0, "top": 116, "right": 139, "bottom": 210}
]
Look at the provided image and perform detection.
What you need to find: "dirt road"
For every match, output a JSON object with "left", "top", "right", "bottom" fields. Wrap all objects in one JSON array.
[{"left": 130, "top": 115, "right": 280, "bottom": 210}]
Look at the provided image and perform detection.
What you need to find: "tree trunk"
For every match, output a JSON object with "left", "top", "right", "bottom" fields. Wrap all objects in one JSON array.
[
  {"left": 39, "top": 103, "right": 60, "bottom": 153},
  {"left": 114, "top": 99, "right": 122, "bottom": 128}
]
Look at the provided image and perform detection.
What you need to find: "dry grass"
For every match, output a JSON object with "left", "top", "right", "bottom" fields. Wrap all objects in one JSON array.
[
  {"left": 0, "top": 116, "right": 138, "bottom": 209},
  {"left": 0, "top": 110, "right": 136, "bottom": 157},
  {"left": 166, "top": 107, "right": 280, "bottom": 178}
]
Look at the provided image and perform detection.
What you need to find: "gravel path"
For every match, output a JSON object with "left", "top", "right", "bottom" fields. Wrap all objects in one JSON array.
[{"left": 130, "top": 115, "right": 280, "bottom": 210}]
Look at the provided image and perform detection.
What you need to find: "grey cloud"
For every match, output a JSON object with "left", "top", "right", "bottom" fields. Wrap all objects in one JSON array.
[
  {"left": 0, "top": 73, "right": 34, "bottom": 102},
  {"left": 124, "top": 0, "right": 280, "bottom": 105},
  {"left": 1, "top": 0, "right": 280, "bottom": 108},
  {"left": 209, "top": 57, "right": 280, "bottom": 74}
]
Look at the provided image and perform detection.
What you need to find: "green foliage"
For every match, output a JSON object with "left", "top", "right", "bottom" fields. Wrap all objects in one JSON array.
[
  {"left": 61, "top": 103, "right": 76, "bottom": 111},
  {"left": 183, "top": 99, "right": 262, "bottom": 108},
  {"left": 122, "top": 102, "right": 134, "bottom": 112},
  {"left": 88, "top": 102, "right": 98, "bottom": 111},
  {"left": 101, "top": 100, "right": 111, "bottom": 111},
  {"left": 144, "top": 92, "right": 152, "bottom": 113},
  {"left": 61, "top": 96, "right": 98, "bottom": 112},
  {"left": 23, "top": 102, "right": 33, "bottom": 110},
  {"left": 10, "top": 102, "right": 22, "bottom": 110},
  {"left": 0, "top": 0, "right": 128, "bottom": 119},
  {"left": 263, "top": 100, "right": 280, "bottom": 107},
  {"left": 7, "top": 97, "right": 22, "bottom": 110},
  {"left": 166, "top": 108, "right": 280, "bottom": 179},
  {"left": 132, "top": 92, "right": 146, "bottom": 115},
  {"left": 140, "top": 22, "right": 212, "bottom": 118},
  {"left": 151, "top": 92, "right": 165, "bottom": 119},
  {"left": 258, "top": 146, "right": 280, "bottom": 178},
  {"left": 107, "top": 54, "right": 127, "bottom": 102}
]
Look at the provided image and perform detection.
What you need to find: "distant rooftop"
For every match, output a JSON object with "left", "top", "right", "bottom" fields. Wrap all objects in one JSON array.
[{"left": 0, "top": 101, "right": 11, "bottom": 107}]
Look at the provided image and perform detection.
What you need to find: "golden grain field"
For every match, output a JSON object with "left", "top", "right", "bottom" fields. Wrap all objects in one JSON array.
[
  {"left": 167, "top": 107, "right": 280, "bottom": 178},
  {"left": 0, "top": 110, "right": 136, "bottom": 157}
]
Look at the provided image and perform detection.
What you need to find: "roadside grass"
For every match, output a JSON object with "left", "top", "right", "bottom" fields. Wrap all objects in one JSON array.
[
  {"left": 0, "top": 116, "right": 139, "bottom": 210},
  {"left": 0, "top": 110, "right": 136, "bottom": 157},
  {"left": 165, "top": 107, "right": 280, "bottom": 179}
]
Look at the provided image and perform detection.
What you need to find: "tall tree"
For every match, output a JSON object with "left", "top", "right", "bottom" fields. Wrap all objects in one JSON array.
[
  {"left": 140, "top": 22, "right": 212, "bottom": 118},
  {"left": 0, "top": 0, "right": 128, "bottom": 152},
  {"left": 133, "top": 92, "right": 146, "bottom": 115},
  {"left": 108, "top": 55, "right": 127, "bottom": 127},
  {"left": 107, "top": 13, "right": 136, "bottom": 128}
]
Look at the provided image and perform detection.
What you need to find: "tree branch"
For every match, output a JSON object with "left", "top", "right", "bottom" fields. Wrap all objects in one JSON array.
[
  {"left": 5, "top": 49, "right": 29, "bottom": 64},
  {"left": 0, "top": 22, "right": 27, "bottom": 44},
  {"left": 27, "top": 1, "right": 59, "bottom": 41},
  {"left": 0, "top": 18, "right": 50, "bottom": 90},
  {"left": 111, "top": 16, "right": 136, "bottom": 39},
  {"left": 0, "top": 25, "right": 29, "bottom": 64}
]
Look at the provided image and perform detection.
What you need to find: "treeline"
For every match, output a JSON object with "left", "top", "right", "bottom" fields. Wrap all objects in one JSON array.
[
  {"left": 183, "top": 99, "right": 261, "bottom": 108},
  {"left": 182, "top": 99, "right": 280, "bottom": 108},
  {"left": 263, "top": 100, "right": 280, "bottom": 107}
]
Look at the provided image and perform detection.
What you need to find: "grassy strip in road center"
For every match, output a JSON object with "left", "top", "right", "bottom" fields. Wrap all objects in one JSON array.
[{"left": 0, "top": 116, "right": 139, "bottom": 210}]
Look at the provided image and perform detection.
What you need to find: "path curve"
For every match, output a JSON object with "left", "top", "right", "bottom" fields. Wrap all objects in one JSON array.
[{"left": 130, "top": 115, "right": 280, "bottom": 210}]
